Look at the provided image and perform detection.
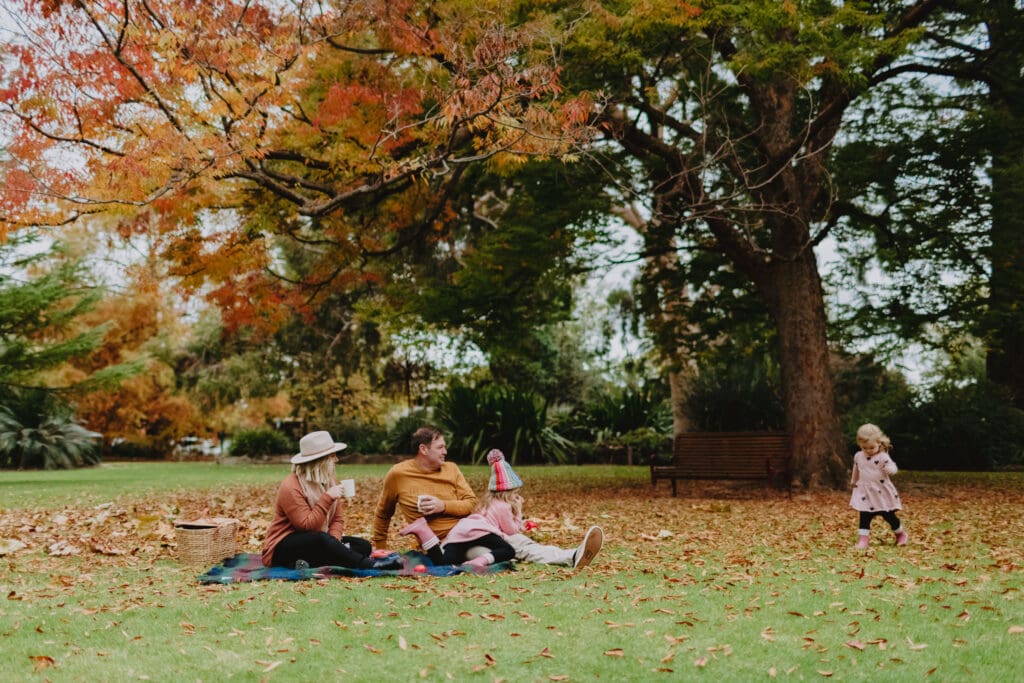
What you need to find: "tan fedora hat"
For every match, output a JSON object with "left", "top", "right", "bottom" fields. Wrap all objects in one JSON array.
[{"left": 291, "top": 431, "right": 347, "bottom": 464}]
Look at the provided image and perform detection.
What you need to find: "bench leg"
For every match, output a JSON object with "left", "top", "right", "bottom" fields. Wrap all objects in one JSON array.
[{"left": 671, "top": 479, "right": 677, "bottom": 497}]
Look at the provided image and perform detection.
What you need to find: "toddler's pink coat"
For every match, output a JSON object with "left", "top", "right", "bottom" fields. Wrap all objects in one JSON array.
[{"left": 849, "top": 450, "right": 902, "bottom": 512}]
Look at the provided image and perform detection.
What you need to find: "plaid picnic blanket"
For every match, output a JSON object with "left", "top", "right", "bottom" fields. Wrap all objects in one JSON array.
[{"left": 197, "top": 552, "right": 514, "bottom": 584}]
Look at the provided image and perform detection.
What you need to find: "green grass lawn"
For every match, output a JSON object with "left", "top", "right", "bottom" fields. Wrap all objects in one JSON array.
[{"left": 1, "top": 463, "right": 1022, "bottom": 681}]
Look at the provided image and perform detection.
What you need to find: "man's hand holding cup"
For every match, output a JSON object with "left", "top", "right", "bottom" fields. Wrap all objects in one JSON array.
[{"left": 417, "top": 495, "right": 445, "bottom": 515}]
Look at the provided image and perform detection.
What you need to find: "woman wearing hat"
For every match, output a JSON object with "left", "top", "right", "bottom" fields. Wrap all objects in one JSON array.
[{"left": 262, "top": 431, "right": 402, "bottom": 570}]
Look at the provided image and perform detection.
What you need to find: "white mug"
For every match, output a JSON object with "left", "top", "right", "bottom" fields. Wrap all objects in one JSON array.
[
  {"left": 417, "top": 495, "right": 427, "bottom": 512},
  {"left": 340, "top": 479, "right": 356, "bottom": 498}
]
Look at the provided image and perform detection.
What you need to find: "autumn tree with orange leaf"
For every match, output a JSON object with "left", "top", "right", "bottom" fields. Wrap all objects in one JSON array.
[
  {"left": 0, "top": 0, "right": 591, "bottom": 334},
  {"left": 66, "top": 272, "right": 207, "bottom": 455}
]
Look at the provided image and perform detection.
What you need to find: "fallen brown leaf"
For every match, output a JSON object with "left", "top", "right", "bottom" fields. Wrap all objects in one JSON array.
[{"left": 30, "top": 655, "right": 56, "bottom": 672}]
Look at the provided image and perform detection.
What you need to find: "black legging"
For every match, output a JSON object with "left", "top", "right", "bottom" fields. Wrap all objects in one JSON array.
[
  {"left": 271, "top": 531, "right": 374, "bottom": 569},
  {"left": 859, "top": 510, "right": 901, "bottom": 532},
  {"left": 424, "top": 532, "right": 515, "bottom": 566}
]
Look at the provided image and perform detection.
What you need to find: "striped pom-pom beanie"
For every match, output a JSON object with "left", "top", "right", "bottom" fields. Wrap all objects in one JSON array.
[{"left": 487, "top": 449, "right": 523, "bottom": 492}]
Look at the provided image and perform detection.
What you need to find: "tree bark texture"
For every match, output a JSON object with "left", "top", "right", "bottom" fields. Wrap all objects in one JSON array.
[
  {"left": 758, "top": 249, "right": 848, "bottom": 488},
  {"left": 982, "top": 0, "right": 1024, "bottom": 409}
]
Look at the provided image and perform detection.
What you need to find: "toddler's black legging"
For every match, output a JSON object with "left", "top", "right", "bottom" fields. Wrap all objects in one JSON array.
[
  {"left": 859, "top": 510, "right": 901, "bottom": 532},
  {"left": 272, "top": 531, "right": 373, "bottom": 568},
  {"left": 423, "top": 532, "right": 515, "bottom": 565}
]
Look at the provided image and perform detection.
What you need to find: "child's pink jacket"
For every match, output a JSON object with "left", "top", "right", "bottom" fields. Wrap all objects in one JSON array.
[{"left": 443, "top": 500, "right": 523, "bottom": 545}]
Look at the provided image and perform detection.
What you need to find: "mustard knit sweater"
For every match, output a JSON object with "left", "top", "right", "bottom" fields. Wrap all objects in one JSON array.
[{"left": 372, "top": 459, "right": 478, "bottom": 548}]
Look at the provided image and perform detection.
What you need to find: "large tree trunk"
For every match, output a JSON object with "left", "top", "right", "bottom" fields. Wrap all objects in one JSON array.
[
  {"left": 761, "top": 248, "right": 848, "bottom": 488},
  {"left": 668, "top": 366, "right": 696, "bottom": 434},
  {"left": 983, "top": 1, "right": 1024, "bottom": 409},
  {"left": 632, "top": 205, "right": 699, "bottom": 435},
  {"left": 986, "top": 133, "right": 1024, "bottom": 409}
]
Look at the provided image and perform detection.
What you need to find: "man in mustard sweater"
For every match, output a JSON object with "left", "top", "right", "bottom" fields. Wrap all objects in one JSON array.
[{"left": 372, "top": 426, "right": 478, "bottom": 550}]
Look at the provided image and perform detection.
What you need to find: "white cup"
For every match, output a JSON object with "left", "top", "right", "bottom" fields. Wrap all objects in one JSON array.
[
  {"left": 340, "top": 479, "right": 356, "bottom": 498},
  {"left": 417, "top": 495, "right": 427, "bottom": 513}
]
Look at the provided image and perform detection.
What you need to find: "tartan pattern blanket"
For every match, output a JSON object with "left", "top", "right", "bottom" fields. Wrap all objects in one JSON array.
[{"left": 197, "top": 551, "right": 514, "bottom": 584}]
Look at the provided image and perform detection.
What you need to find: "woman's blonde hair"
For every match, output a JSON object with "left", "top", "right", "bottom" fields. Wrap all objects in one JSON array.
[
  {"left": 856, "top": 423, "right": 892, "bottom": 452},
  {"left": 292, "top": 455, "right": 336, "bottom": 487},
  {"left": 478, "top": 489, "right": 523, "bottom": 519}
]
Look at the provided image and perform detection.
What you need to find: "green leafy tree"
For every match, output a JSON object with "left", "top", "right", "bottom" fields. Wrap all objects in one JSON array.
[
  {"left": 392, "top": 159, "right": 614, "bottom": 396},
  {"left": 1, "top": 242, "right": 104, "bottom": 398},
  {"left": 830, "top": 1, "right": 1024, "bottom": 409},
  {"left": 1, "top": 236, "right": 136, "bottom": 400},
  {"left": 545, "top": 0, "right": 954, "bottom": 487},
  {"left": 0, "top": 235, "right": 136, "bottom": 468}
]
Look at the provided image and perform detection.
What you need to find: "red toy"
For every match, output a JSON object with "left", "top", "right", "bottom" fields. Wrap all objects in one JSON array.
[
  {"left": 413, "top": 564, "right": 427, "bottom": 573},
  {"left": 524, "top": 520, "right": 539, "bottom": 531}
]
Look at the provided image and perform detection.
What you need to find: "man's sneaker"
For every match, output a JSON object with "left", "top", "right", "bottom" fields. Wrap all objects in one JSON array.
[{"left": 573, "top": 526, "right": 603, "bottom": 570}]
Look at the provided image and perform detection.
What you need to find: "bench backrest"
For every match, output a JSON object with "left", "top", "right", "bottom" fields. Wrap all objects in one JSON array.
[{"left": 672, "top": 432, "right": 791, "bottom": 466}]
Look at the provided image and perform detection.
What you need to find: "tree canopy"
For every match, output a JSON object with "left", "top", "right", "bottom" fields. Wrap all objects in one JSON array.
[{"left": 1, "top": 1, "right": 1017, "bottom": 482}]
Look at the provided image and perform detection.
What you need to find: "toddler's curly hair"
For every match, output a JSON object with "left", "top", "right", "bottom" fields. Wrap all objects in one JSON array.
[{"left": 856, "top": 423, "right": 892, "bottom": 452}]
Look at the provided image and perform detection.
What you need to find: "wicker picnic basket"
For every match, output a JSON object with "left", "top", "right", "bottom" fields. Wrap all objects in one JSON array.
[{"left": 174, "top": 517, "right": 239, "bottom": 564}]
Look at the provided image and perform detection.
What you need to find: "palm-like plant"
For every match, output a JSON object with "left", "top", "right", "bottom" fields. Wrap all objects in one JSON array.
[
  {"left": 433, "top": 384, "right": 572, "bottom": 465},
  {"left": 0, "top": 407, "right": 101, "bottom": 470}
]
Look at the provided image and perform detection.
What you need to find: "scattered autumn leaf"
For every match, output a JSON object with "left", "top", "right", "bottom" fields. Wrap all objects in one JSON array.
[
  {"left": 0, "top": 538, "right": 27, "bottom": 555},
  {"left": 91, "top": 540, "right": 126, "bottom": 556},
  {"left": 30, "top": 655, "right": 56, "bottom": 672},
  {"left": 47, "top": 540, "right": 79, "bottom": 556}
]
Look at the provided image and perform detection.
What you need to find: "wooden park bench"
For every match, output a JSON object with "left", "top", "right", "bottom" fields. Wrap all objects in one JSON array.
[{"left": 650, "top": 431, "right": 793, "bottom": 496}]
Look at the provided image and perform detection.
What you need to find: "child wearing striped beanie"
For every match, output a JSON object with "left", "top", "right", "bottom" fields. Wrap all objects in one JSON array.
[{"left": 469, "top": 449, "right": 603, "bottom": 570}]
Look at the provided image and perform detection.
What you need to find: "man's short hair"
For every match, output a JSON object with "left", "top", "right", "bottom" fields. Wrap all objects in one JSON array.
[{"left": 411, "top": 426, "right": 443, "bottom": 454}]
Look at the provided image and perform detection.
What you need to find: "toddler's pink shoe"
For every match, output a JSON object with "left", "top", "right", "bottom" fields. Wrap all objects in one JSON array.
[
  {"left": 462, "top": 555, "right": 491, "bottom": 571},
  {"left": 855, "top": 534, "right": 870, "bottom": 550},
  {"left": 399, "top": 517, "right": 439, "bottom": 550},
  {"left": 895, "top": 530, "right": 908, "bottom": 546}
]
